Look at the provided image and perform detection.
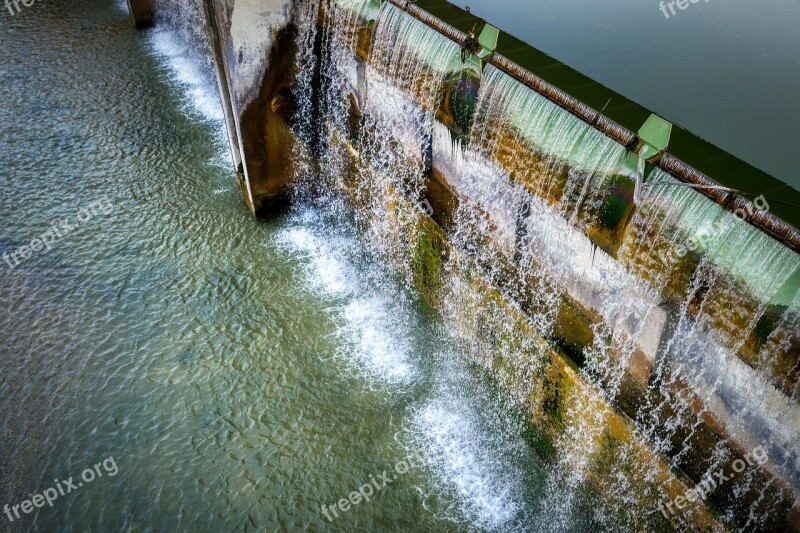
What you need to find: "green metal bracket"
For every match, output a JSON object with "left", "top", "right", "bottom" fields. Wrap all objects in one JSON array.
[
  {"left": 477, "top": 23, "right": 499, "bottom": 60},
  {"left": 629, "top": 114, "right": 672, "bottom": 203},
  {"left": 458, "top": 21, "right": 499, "bottom": 74},
  {"left": 637, "top": 114, "right": 672, "bottom": 162},
  {"left": 628, "top": 115, "right": 736, "bottom": 201}
]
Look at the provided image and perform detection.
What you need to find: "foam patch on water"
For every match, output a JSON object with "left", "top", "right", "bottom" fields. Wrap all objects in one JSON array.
[
  {"left": 339, "top": 297, "right": 414, "bottom": 382},
  {"left": 412, "top": 397, "right": 522, "bottom": 530},
  {"left": 146, "top": 27, "right": 233, "bottom": 169},
  {"left": 149, "top": 29, "right": 225, "bottom": 124},
  {"left": 276, "top": 211, "right": 415, "bottom": 384},
  {"left": 280, "top": 208, "right": 528, "bottom": 527}
]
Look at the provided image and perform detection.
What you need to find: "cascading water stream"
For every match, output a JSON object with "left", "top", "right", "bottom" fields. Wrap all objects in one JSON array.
[
  {"left": 465, "top": 67, "right": 632, "bottom": 229},
  {"left": 349, "top": 2, "right": 460, "bottom": 275},
  {"left": 619, "top": 169, "right": 800, "bottom": 528},
  {"left": 436, "top": 64, "right": 658, "bottom": 528},
  {"left": 286, "top": 1, "right": 543, "bottom": 528},
  {"left": 439, "top": 54, "right": 800, "bottom": 529},
  {"left": 150, "top": 0, "right": 227, "bottom": 125},
  {"left": 285, "top": 0, "right": 800, "bottom": 529},
  {"left": 8, "top": 0, "right": 799, "bottom": 529}
]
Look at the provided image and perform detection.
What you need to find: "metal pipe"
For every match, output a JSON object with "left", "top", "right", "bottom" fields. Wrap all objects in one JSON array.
[
  {"left": 490, "top": 54, "right": 637, "bottom": 148},
  {"left": 660, "top": 154, "right": 800, "bottom": 251},
  {"left": 383, "top": 0, "right": 800, "bottom": 252}
]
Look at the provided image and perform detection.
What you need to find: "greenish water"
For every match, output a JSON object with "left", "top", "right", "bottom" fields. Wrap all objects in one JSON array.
[{"left": 0, "top": 1, "right": 574, "bottom": 531}]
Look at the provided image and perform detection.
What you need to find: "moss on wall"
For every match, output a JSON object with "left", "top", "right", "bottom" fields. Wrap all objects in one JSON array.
[{"left": 410, "top": 215, "right": 446, "bottom": 307}]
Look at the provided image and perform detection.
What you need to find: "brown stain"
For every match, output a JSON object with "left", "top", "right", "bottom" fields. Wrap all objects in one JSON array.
[
  {"left": 126, "top": 0, "right": 153, "bottom": 29},
  {"left": 237, "top": 25, "right": 299, "bottom": 216},
  {"left": 788, "top": 502, "right": 800, "bottom": 532}
]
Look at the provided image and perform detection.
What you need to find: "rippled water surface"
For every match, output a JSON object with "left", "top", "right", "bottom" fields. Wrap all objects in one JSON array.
[{"left": 0, "top": 1, "right": 560, "bottom": 530}]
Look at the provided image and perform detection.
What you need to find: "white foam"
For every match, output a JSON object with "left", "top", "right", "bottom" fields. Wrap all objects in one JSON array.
[
  {"left": 277, "top": 226, "right": 351, "bottom": 297},
  {"left": 339, "top": 297, "right": 414, "bottom": 382},
  {"left": 279, "top": 209, "right": 527, "bottom": 527},
  {"left": 413, "top": 397, "right": 522, "bottom": 530},
  {"left": 149, "top": 29, "right": 225, "bottom": 123},
  {"left": 276, "top": 211, "right": 415, "bottom": 384}
]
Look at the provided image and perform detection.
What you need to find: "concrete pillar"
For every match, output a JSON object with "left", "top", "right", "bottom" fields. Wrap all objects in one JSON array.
[
  {"left": 125, "top": 0, "right": 153, "bottom": 29},
  {"left": 202, "top": 0, "right": 243, "bottom": 173},
  {"left": 198, "top": 0, "right": 296, "bottom": 216}
]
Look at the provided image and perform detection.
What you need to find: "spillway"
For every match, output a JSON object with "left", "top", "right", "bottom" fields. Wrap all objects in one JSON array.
[{"left": 128, "top": 0, "right": 800, "bottom": 529}]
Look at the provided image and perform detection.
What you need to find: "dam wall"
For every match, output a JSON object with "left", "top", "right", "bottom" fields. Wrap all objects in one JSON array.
[{"left": 130, "top": 0, "right": 800, "bottom": 529}]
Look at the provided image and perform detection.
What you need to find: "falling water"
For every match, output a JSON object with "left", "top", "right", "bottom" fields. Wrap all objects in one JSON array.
[
  {"left": 151, "top": 0, "right": 224, "bottom": 123},
  {"left": 346, "top": 2, "right": 460, "bottom": 281},
  {"left": 10, "top": 0, "right": 798, "bottom": 529},
  {"left": 285, "top": 0, "right": 800, "bottom": 529},
  {"left": 616, "top": 168, "right": 800, "bottom": 528},
  {"left": 287, "top": 2, "right": 553, "bottom": 528},
  {"left": 432, "top": 62, "right": 657, "bottom": 528},
  {"left": 466, "top": 66, "right": 632, "bottom": 230}
]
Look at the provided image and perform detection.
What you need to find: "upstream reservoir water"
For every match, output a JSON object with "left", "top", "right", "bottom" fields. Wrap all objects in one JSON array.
[{"left": 0, "top": 0, "right": 595, "bottom": 530}]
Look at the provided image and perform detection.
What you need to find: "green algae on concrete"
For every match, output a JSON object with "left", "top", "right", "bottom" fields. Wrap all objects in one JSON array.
[{"left": 410, "top": 215, "right": 447, "bottom": 307}]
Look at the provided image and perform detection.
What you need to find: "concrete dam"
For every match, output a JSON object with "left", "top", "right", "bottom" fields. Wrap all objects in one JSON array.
[{"left": 128, "top": 0, "right": 800, "bottom": 530}]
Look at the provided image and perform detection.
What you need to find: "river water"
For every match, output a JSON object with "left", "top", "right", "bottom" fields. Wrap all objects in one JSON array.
[{"left": 0, "top": 1, "right": 589, "bottom": 531}]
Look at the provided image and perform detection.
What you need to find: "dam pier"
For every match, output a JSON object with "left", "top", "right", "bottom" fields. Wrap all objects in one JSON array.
[{"left": 128, "top": 0, "right": 800, "bottom": 529}]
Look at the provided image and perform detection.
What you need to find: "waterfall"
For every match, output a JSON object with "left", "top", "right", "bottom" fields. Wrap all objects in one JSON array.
[
  {"left": 620, "top": 169, "right": 800, "bottom": 529},
  {"left": 147, "top": 0, "right": 229, "bottom": 167},
  {"left": 437, "top": 65, "right": 657, "bottom": 528},
  {"left": 349, "top": 2, "right": 459, "bottom": 271},
  {"left": 285, "top": 0, "right": 800, "bottom": 529},
  {"left": 466, "top": 66, "right": 632, "bottom": 231},
  {"left": 292, "top": 0, "right": 459, "bottom": 268}
]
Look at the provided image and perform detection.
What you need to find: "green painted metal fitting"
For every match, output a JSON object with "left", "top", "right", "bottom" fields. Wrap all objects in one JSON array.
[
  {"left": 459, "top": 22, "right": 499, "bottom": 73},
  {"left": 629, "top": 114, "right": 672, "bottom": 203},
  {"left": 622, "top": 114, "right": 672, "bottom": 174},
  {"left": 477, "top": 23, "right": 499, "bottom": 59},
  {"left": 637, "top": 114, "right": 672, "bottom": 162}
]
